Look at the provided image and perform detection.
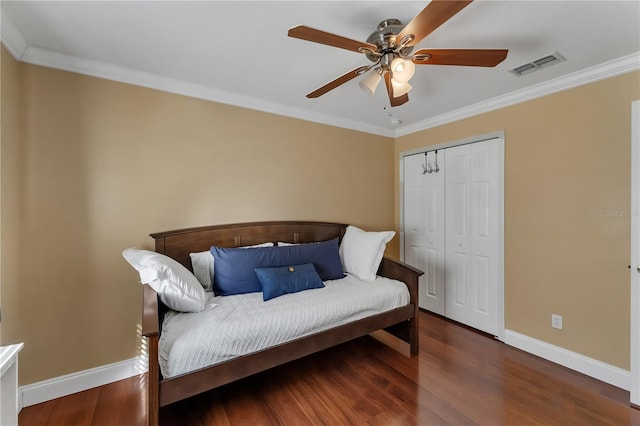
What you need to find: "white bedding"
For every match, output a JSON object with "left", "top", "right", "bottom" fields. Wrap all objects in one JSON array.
[{"left": 159, "top": 274, "right": 410, "bottom": 378}]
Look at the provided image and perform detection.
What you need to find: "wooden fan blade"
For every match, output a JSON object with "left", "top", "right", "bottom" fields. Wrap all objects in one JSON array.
[
  {"left": 412, "top": 49, "right": 508, "bottom": 67},
  {"left": 396, "top": 0, "right": 473, "bottom": 47},
  {"left": 306, "top": 66, "right": 369, "bottom": 98},
  {"left": 384, "top": 71, "right": 409, "bottom": 107},
  {"left": 288, "top": 25, "right": 377, "bottom": 53}
]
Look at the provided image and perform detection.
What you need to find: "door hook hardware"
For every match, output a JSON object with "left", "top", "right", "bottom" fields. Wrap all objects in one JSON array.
[{"left": 422, "top": 152, "right": 433, "bottom": 174}]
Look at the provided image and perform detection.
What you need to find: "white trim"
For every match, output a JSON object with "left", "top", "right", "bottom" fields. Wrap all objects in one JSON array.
[
  {"left": 631, "top": 100, "right": 640, "bottom": 405},
  {"left": 20, "top": 356, "right": 147, "bottom": 409},
  {"left": 505, "top": 329, "right": 631, "bottom": 391},
  {"left": 398, "top": 158, "right": 405, "bottom": 263},
  {"left": 399, "top": 132, "right": 505, "bottom": 341},
  {"left": 395, "top": 53, "right": 640, "bottom": 137},
  {"left": 16, "top": 46, "right": 395, "bottom": 138},
  {"left": 0, "top": 7, "right": 636, "bottom": 138},
  {"left": 0, "top": 11, "right": 28, "bottom": 58},
  {"left": 14, "top": 335, "right": 631, "bottom": 410},
  {"left": 496, "top": 137, "right": 505, "bottom": 343},
  {"left": 399, "top": 131, "right": 505, "bottom": 158},
  {"left": 0, "top": 13, "right": 392, "bottom": 137}
]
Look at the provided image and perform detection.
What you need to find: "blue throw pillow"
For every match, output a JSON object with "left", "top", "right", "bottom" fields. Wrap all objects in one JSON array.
[
  {"left": 255, "top": 263, "right": 324, "bottom": 301},
  {"left": 293, "top": 238, "right": 344, "bottom": 281},
  {"left": 210, "top": 238, "right": 343, "bottom": 296}
]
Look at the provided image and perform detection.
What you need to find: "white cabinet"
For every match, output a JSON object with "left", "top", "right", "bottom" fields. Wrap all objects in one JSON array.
[{"left": 0, "top": 343, "right": 24, "bottom": 426}]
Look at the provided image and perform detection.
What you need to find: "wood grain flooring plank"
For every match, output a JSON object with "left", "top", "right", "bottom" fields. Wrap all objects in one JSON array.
[{"left": 18, "top": 311, "right": 640, "bottom": 425}]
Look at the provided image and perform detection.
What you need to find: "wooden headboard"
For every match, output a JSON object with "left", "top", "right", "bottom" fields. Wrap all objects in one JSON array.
[{"left": 150, "top": 221, "right": 348, "bottom": 270}]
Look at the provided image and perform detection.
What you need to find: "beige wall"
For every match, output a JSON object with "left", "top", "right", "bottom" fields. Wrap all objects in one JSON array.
[
  {"left": 396, "top": 71, "right": 640, "bottom": 369},
  {"left": 2, "top": 53, "right": 395, "bottom": 385},
  {"left": 2, "top": 41, "right": 638, "bottom": 384},
  {"left": 1, "top": 46, "right": 22, "bottom": 347}
]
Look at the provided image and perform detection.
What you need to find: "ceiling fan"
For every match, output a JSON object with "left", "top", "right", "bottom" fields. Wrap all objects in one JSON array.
[{"left": 288, "top": 0, "right": 508, "bottom": 107}]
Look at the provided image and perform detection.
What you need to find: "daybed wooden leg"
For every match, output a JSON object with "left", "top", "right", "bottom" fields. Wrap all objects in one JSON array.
[
  {"left": 409, "top": 318, "right": 419, "bottom": 355},
  {"left": 147, "top": 335, "right": 159, "bottom": 426}
]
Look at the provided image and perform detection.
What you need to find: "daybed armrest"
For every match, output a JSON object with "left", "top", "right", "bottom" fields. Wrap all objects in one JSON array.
[
  {"left": 377, "top": 257, "right": 423, "bottom": 355},
  {"left": 377, "top": 257, "right": 421, "bottom": 312},
  {"left": 378, "top": 257, "right": 422, "bottom": 298}
]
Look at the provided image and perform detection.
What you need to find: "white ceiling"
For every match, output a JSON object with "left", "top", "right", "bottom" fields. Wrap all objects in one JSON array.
[{"left": 2, "top": 1, "right": 639, "bottom": 137}]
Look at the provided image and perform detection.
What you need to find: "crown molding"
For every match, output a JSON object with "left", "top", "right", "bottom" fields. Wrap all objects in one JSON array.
[
  {"left": 2, "top": 9, "right": 637, "bottom": 139},
  {"left": 0, "top": 10, "right": 28, "bottom": 58},
  {"left": 394, "top": 52, "right": 640, "bottom": 137},
  {"left": 8, "top": 39, "right": 394, "bottom": 138},
  {"left": 20, "top": 46, "right": 392, "bottom": 137},
  {"left": 0, "top": 10, "right": 392, "bottom": 137}
]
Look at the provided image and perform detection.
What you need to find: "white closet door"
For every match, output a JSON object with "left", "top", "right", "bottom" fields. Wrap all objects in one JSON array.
[
  {"left": 403, "top": 153, "right": 445, "bottom": 314},
  {"left": 445, "top": 139, "right": 502, "bottom": 335}
]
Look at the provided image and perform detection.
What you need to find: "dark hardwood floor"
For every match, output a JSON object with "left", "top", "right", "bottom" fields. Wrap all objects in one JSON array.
[{"left": 20, "top": 311, "right": 639, "bottom": 425}]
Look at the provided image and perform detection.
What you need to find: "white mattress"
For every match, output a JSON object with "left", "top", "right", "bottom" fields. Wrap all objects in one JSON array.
[{"left": 159, "top": 274, "right": 410, "bottom": 378}]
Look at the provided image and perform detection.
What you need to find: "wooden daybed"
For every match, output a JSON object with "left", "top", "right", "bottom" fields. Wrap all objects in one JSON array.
[{"left": 141, "top": 221, "right": 422, "bottom": 426}]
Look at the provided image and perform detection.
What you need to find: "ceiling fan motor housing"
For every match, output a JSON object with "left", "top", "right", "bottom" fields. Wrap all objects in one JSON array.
[{"left": 365, "top": 19, "right": 414, "bottom": 63}]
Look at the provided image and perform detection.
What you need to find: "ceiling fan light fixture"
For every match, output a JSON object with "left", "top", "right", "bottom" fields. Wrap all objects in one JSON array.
[
  {"left": 289, "top": 1, "right": 508, "bottom": 107},
  {"left": 359, "top": 70, "right": 382, "bottom": 95},
  {"left": 391, "top": 78, "right": 412, "bottom": 97},
  {"left": 390, "top": 57, "right": 415, "bottom": 83}
]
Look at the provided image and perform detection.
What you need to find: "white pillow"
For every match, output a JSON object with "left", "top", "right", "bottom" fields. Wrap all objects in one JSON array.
[
  {"left": 123, "top": 248, "right": 206, "bottom": 312},
  {"left": 190, "top": 251, "right": 214, "bottom": 291},
  {"left": 189, "top": 242, "right": 274, "bottom": 292},
  {"left": 339, "top": 225, "right": 395, "bottom": 281}
]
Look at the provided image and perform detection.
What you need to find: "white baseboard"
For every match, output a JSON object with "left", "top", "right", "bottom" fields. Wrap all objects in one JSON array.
[
  {"left": 17, "top": 331, "right": 631, "bottom": 409},
  {"left": 504, "top": 329, "right": 630, "bottom": 390},
  {"left": 20, "top": 356, "right": 147, "bottom": 409}
]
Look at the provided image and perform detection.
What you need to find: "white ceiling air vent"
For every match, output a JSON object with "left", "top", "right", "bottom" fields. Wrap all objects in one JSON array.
[{"left": 510, "top": 52, "right": 566, "bottom": 77}]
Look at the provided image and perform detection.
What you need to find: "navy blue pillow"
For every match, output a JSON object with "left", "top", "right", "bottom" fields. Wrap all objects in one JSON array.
[
  {"left": 211, "top": 238, "right": 343, "bottom": 295},
  {"left": 255, "top": 263, "right": 324, "bottom": 301}
]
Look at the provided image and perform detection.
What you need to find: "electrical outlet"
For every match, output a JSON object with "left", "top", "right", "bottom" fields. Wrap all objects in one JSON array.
[{"left": 552, "top": 314, "right": 563, "bottom": 330}]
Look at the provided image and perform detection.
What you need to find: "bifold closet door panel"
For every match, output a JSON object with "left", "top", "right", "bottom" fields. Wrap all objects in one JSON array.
[
  {"left": 445, "top": 140, "right": 501, "bottom": 335},
  {"left": 403, "top": 153, "right": 445, "bottom": 315},
  {"left": 469, "top": 139, "right": 501, "bottom": 335},
  {"left": 445, "top": 145, "right": 471, "bottom": 324}
]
